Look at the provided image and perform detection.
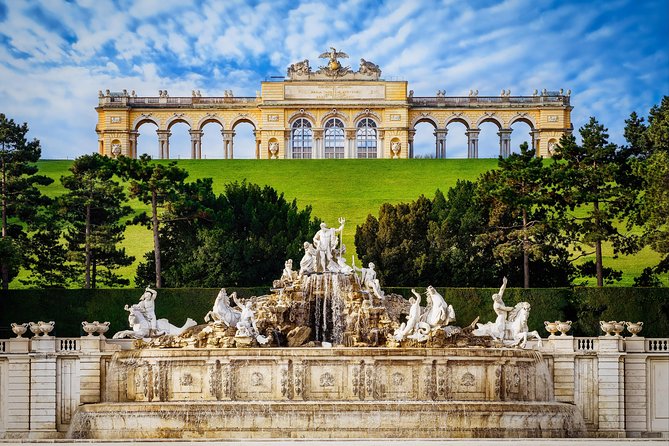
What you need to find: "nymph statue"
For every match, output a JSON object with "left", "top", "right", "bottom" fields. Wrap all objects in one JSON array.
[{"left": 204, "top": 288, "right": 241, "bottom": 327}]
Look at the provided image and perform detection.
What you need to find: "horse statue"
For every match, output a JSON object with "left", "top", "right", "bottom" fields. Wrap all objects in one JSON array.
[
  {"left": 113, "top": 304, "right": 196, "bottom": 339},
  {"left": 473, "top": 301, "right": 542, "bottom": 348},
  {"left": 204, "top": 288, "right": 241, "bottom": 327}
]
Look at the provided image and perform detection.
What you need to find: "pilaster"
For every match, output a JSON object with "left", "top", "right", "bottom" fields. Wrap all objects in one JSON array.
[{"left": 597, "top": 335, "right": 626, "bottom": 437}]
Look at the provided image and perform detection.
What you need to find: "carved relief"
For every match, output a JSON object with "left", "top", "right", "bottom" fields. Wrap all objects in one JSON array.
[
  {"left": 352, "top": 365, "right": 361, "bottom": 397},
  {"left": 179, "top": 373, "right": 193, "bottom": 387},
  {"left": 391, "top": 372, "right": 405, "bottom": 386},
  {"left": 294, "top": 362, "right": 304, "bottom": 399},
  {"left": 365, "top": 366, "right": 374, "bottom": 398},
  {"left": 460, "top": 372, "right": 475, "bottom": 387},
  {"left": 251, "top": 372, "right": 264, "bottom": 387},
  {"left": 280, "top": 366, "right": 290, "bottom": 398},
  {"left": 320, "top": 372, "right": 335, "bottom": 388}
]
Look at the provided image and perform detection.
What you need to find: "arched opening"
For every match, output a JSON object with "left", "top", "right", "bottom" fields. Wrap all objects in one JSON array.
[
  {"left": 201, "top": 121, "right": 224, "bottom": 159},
  {"left": 477, "top": 120, "right": 502, "bottom": 158},
  {"left": 324, "top": 118, "right": 345, "bottom": 159},
  {"left": 445, "top": 120, "right": 468, "bottom": 158},
  {"left": 510, "top": 119, "right": 534, "bottom": 155},
  {"left": 356, "top": 118, "right": 377, "bottom": 158},
  {"left": 412, "top": 120, "right": 437, "bottom": 158},
  {"left": 135, "top": 121, "right": 159, "bottom": 159},
  {"left": 232, "top": 121, "right": 256, "bottom": 159},
  {"left": 168, "top": 121, "right": 191, "bottom": 160},
  {"left": 291, "top": 118, "right": 313, "bottom": 159}
]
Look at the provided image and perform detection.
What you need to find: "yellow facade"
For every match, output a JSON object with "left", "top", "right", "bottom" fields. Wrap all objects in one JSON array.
[{"left": 96, "top": 58, "right": 572, "bottom": 159}]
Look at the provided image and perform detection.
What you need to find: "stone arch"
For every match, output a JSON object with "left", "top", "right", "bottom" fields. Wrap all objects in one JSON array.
[
  {"left": 230, "top": 115, "right": 258, "bottom": 131},
  {"left": 133, "top": 114, "right": 160, "bottom": 131},
  {"left": 196, "top": 115, "right": 225, "bottom": 132},
  {"left": 165, "top": 114, "right": 193, "bottom": 131},
  {"left": 353, "top": 109, "right": 381, "bottom": 126},
  {"left": 444, "top": 114, "right": 472, "bottom": 130},
  {"left": 476, "top": 114, "right": 503, "bottom": 129},
  {"left": 508, "top": 113, "right": 537, "bottom": 130},
  {"left": 288, "top": 109, "right": 316, "bottom": 126},
  {"left": 410, "top": 113, "right": 438, "bottom": 129},
  {"left": 321, "top": 109, "right": 349, "bottom": 127}
]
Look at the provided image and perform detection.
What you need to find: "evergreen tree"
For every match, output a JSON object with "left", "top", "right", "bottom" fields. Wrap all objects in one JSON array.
[
  {"left": 60, "top": 154, "right": 134, "bottom": 288},
  {"left": 477, "top": 142, "right": 559, "bottom": 288},
  {"left": 117, "top": 155, "right": 188, "bottom": 288},
  {"left": 552, "top": 117, "right": 630, "bottom": 287},
  {"left": 0, "top": 113, "right": 53, "bottom": 289}
]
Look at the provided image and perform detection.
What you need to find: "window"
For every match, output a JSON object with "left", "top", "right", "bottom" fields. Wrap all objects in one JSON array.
[
  {"left": 324, "top": 118, "right": 345, "bottom": 159},
  {"left": 291, "top": 118, "right": 312, "bottom": 159},
  {"left": 356, "top": 118, "right": 377, "bottom": 158}
]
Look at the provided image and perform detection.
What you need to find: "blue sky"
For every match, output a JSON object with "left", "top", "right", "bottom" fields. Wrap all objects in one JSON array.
[{"left": 0, "top": 0, "right": 667, "bottom": 159}]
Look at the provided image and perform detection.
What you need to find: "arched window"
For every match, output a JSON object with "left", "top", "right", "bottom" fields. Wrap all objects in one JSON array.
[
  {"left": 356, "top": 118, "right": 377, "bottom": 158},
  {"left": 291, "top": 118, "right": 312, "bottom": 159},
  {"left": 324, "top": 118, "right": 345, "bottom": 159}
]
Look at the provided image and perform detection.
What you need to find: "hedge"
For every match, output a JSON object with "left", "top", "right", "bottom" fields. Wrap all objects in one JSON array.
[{"left": 1, "top": 287, "right": 667, "bottom": 338}]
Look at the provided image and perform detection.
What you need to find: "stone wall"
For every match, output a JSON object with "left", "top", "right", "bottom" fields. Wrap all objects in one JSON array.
[{"left": 0, "top": 335, "right": 667, "bottom": 439}]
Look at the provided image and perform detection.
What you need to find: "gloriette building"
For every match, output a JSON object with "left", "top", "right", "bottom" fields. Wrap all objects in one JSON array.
[{"left": 95, "top": 49, "right": 572, "bottom": 159}]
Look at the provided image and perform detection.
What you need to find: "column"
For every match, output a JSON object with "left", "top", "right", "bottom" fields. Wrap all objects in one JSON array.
[
  {"left": 623, "top": 336, "right": 648, "bottom": 435},
  {"left": 31, "top": 336, "right": 58, "bottom": 434},
  {"left": 346, "top": 129, "right": 356, "bottom": 159},
  {"left": 156, "top": 130, "right": 171, "bottom": 159},
  {"left": 254, "top": 131, "right": 261, "bottom": 159},
  {"left": 98, "top": 139, "right": 104, "bottom": 155},
  {"left": 5, "top": 339, "right": 30, "bottom": 434},
  {"left": 189, "top": 130, "right": 202, "bottom": 160},
  {"left": 408, "top": 129, "right": 415, "bottom": 159},
  {"left": 498, "top": 129, "right": 512, "bottom": 158},
  {"left": 466, "top": 129, "right": 480, "bottom": 158},
  {"left": 128, "top": 131, "right": 139, "bottom": 159},
  {"left": 378, "top": 130, "right": 386, "bottom": 159},
  {"left": 435, "top": 129, "right": 448, "bottom": 159},
  {"left": 596, "top": 335, "right": 626, "bottom": 436},
  {"left": 284, "top": 130, "right": 291, "bottom": 160},
  {"left": 531, "top": 130, "right": 541, "bottom": 156},
  {"left": 313, "top": 129, "right": 323, "bottom": 159}
]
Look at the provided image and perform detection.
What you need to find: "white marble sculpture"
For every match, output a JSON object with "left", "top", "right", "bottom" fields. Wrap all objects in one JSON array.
[
  {"left": 233, "top": 295, "right": 269, "bottom": 345},
  {"left": 313, "top": 218, "right": 345, "bottom": 272},
  {"left": 204, "top": 288, "right": 241, "bottom": 327},
  {"left": 422, "top": 286, "right": 456, "bottom": 328},
  {"left": 393, "top": 289, "right": 422, "bottom": 341},
  {"left": 136, "top": 286, "right": 158, "bottom": 334},
  {"left": 281, "top": 259, "right": 297, "bottom": 285},
  {"left": 473, "top": 278, "right": 542, "bottom": 348},
  {"left": 299, "top": 241, "right": 317, "bottom": 276},
  {"left": 353, "top": 262, "right": 384, "bottom": 300},
  {"left": 113, "top": 301, "right": 196, "bottom": 340}
]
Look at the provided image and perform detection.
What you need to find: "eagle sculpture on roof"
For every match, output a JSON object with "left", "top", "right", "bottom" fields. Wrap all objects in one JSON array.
[{"left": 319, "top": 47, "right": 349, "bottom": 71}]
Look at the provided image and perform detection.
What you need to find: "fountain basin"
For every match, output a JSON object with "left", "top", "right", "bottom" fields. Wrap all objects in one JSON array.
[{"left": 68, "top": 400, "right": 584, "bottom": 439}]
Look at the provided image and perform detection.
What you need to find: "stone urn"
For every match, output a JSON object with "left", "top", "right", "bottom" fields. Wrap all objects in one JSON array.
[
  {"left": 82, "top": 321, "right": 98, "bottom": 337},
  {"left": 96, "top": 321, "right": 111, "bottom": 338},
  {"left": 557, "top": 320, "right": 572, "bottom": 336},
  {"left": 625, "top": 321, "right": 643, "bottom": 337},
  {"left": 612, "top": 321, "right": 625, "bottom": 336},
  {"left": 38, "top": 321, "right": 55, "bottom": 337},
  {"left": 11, "top": 323, "right": 28, "bottom": 338},
  {"left": 29, "top": 322, "right": 42, "bottom": 337},
  {"left": 600, "top": 320, "right": 614, "bottom": 336},
  {"left": 544, "top": 321, "right": 559, "bottom": 336},
  {"left": 269, "top": 142, "right": 279, "bottom": 160}
]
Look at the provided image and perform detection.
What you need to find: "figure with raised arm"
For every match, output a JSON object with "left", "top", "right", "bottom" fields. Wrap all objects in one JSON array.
[
  {"left": 491, "top": 277, "right": 512, "bottom": 339},
  {"left": 312, "top": 218, "right": 345, "bottom": 272},
  {"left": 353, "top": 262, "right": 385, "bottom": 300}
]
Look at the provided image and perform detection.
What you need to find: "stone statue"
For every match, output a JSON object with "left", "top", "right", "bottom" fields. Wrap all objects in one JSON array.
[
  {"left": 233, "top": 295, "right": 268, "bottom": 345},
  {"left": 287, "top": 59, "right": 311, "bottom": 77},
  {"left": 422, "top": 285, "right": 455, "bottom": 328},
  {"left": 358, "top": 58, "right": 381, "bottom": 76},
  {"left": 313, "top": 218, "right": 345, "bottom": 272},
  {"left": 299, "top": 241, "right": 317, "bottom": 276},
  {"left": 473, "top": 277, "right": 542, "bottom": 348},
  {"left": 204, "top": 288, "right": 241, "bottom": 327},
  {"left": 269, "top": 142, "right": 279, "bottom": 159},
  {"left": 137, "top": 286, "right": 158, "bottom": 334},
  {"left": 320, "top": 47, "right": 348, "bottom": 71},
  {"left": 281, "top": 259, "right": 297, "bottom": 284},
  {"left": 113, "top": 304, "right": 196, "bottom": 339},
  {"left": 391, "top": 141, "right": 401, "bottom": 158},
  {"left": 393, "top": 289, "right": 422, "bottom": 341},
  {"left": 354, "top": 262, "right": 384, "bottom": 300}
]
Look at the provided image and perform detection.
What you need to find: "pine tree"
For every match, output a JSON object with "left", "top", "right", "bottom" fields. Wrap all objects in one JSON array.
[{"left": 0, "top": 114, "right": 53, "bottom": 289}]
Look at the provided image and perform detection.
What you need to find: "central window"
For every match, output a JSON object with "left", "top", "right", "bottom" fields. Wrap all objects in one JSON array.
[
  {"left": 291, "top": 118, "right": 312, "bottom": 159},
  {"left": 356, "top": 118, "right": 377, "bottom": 158},
  {"left": 324, "top": 118, "right": 345, "bottom": 159}
]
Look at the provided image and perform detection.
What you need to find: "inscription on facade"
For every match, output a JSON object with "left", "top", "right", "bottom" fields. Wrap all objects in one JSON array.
[
  {"left": 285, "top": 85, "right": 385, "bottom": 100},
  {"left": 548, "top": 115, "right": 559, "bottom": 122},
  {"left": 110, "top": 117, "right": 121, "bottom": 123}
]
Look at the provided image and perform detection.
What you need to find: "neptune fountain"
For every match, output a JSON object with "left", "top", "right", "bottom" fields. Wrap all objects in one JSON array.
[{"left": 68, "top": 218, "right": 584, "bottom": 439}]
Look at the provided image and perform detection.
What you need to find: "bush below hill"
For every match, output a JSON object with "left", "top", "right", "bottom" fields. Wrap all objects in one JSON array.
[{"left": 1, "top": 287, "right": 667, "bottom": 338}]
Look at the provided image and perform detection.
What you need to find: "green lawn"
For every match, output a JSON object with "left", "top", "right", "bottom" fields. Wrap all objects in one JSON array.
[{"left": 19, "top": 158, "right": 663, "bottom": 287}]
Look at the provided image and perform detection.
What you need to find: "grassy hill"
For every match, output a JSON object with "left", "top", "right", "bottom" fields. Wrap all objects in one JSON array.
[{"left": 22, "top": 158, "right": 662, "bottom": 287}]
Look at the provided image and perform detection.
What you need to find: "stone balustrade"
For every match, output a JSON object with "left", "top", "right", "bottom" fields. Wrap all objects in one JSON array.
[{"left": 0, "top": 333, "right": 667, "bottom": 439}]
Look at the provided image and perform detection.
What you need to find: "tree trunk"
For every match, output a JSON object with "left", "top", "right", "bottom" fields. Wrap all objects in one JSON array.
[
  {"left": 1, "top": 157, "right": 8, "bottom": 290},
  {"left": 91, "top": 256, "right": 97, "bottom": 289},
  {"left": 152, "top": 190, "right": 162, "bottom": 288},
  {"left": 594, "top": 200, "right": 603, "bottom": 287},
  {"left": 84, "top": 203, "right": 91, "bottom": 289},
  {"left": 522, "top": 208, "right": 530, "bottom": 289}
]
